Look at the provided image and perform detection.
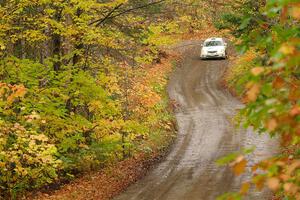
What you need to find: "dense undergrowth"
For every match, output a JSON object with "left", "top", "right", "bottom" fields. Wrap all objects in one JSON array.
[
  {"left": 0, "top": 1, "right": 166, "bottom": 199},
  {"left": 0, "top": 0, "right": 215, "bottom": 198},
  {"left": 217, "top": 1, "right": 300, "bottom": 199}
]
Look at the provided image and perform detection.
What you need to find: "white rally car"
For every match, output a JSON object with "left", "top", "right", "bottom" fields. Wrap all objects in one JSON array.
[{"left": 200, "top": 38, "right": 228, "bottom": 59}]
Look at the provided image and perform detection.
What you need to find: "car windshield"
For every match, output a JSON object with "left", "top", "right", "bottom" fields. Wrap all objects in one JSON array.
[{"left": 204, "top": 41, "right": 223, "bottom": 47}]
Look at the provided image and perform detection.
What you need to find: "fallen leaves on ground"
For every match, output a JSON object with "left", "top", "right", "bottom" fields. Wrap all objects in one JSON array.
[{"left": 26, "top": 153, "right": 162, "bottom": 200}]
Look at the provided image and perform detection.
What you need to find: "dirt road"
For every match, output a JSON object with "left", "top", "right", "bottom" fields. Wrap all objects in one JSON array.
[{"left": 114, "top": 42, "right": 278, "bottom": 200}]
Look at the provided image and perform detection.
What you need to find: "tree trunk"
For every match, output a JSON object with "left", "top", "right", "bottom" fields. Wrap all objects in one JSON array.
[
  {"left": 53, "top": 10, "right": 62, "bottom": 71},
  {"left": 72, "top": 8, "right": 84, "bottom": 66}
]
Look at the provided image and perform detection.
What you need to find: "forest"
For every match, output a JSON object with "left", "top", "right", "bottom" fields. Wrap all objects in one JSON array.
[{"left": 0, "top": 0, "right": 299, "bottom": 200}]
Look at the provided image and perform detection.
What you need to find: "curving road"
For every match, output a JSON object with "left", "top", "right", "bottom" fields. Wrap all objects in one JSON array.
[{"left": 114, "top": 41, "right": 278, "bottom": 200}]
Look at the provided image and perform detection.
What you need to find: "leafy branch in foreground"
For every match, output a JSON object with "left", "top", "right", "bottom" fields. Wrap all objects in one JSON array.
[
  {"left": 218, "top": 0, "right": 300, "bottom": 199},
  {"left": 0, "top": 0, "right": 210, "bottom": 198}
]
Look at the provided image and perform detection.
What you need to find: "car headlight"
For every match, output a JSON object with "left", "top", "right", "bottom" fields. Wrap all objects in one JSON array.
[
  {"left": 201, "top": 49, "right": 207, "bottom": 54},
  {"left": 219, "top": 49, "right": 225, "bottom": 53}
]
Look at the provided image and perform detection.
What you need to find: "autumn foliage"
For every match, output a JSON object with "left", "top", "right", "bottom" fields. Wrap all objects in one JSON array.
[
  {"left": 0, "top": 0, "right": 191, "bottom": 198},
  {"left": 220, "top": 1, "right": 300, "bottom": 199}
]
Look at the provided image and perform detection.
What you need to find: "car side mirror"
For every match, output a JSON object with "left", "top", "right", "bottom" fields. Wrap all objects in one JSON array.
[
  {"left": 201, "top": 44, "right": 203, "bottom": 47},
  {"left": 224, "top": 43, "right": 228, "bottom": 46}
]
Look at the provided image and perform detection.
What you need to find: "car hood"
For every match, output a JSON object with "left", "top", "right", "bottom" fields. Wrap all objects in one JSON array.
[{"left": 202, "top": 46, "right": 225, "bottom": 51}]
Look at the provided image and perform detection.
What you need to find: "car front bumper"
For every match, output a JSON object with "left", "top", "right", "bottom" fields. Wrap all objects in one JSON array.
[{"left": 201, "top": 53, "right": 226, "bottom": 59}]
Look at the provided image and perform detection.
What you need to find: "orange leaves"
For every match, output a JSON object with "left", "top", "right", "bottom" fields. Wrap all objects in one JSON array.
[
  {"left": 279, "top": 43, "right": 296, "bottom": 55},
  {"left": 128, "top": 55, "right": 174, "bottom": 113},
  {"left": 291, "top": 3, "right": 300, "bottom": 20},
  {"left": 230, "top": 155, "right": 247, "bottom": 176},
  {"left": 245, "top": 82, "right": 261, "bottom": 102},
  {"left": 267, "top": 177, "right": 280, "bottom": 191},
  {"left": 281, "top": 3, "right": 300, "bottom": 22},
  {"left": 289, "top": 84, "right": 300, "bottom": 101},
  {"left": 251, "top": 67, "right": 264, "bottom": 76},
  {"left": 290, "top": 105, "right": 300, "bottom": 117},
  {"left": 233, "top": 159, "right": 247, "bottom": 176},
  {"left": 252, "top": 175, "right": 266, "bottom": 191},
  {"left": 130, "top": 83, "right": 161, "bottom": 109},
  {"left": 279, "top": 160, "right": 300, "bottom": 196},
  {"left": 266, "top": 118, "right": 278, "bottom": 132},
  {"left": 272, "top": 76, "right": 285, "bottom": 89},
  {"left": 280, "top": 6, "right": 289, "bottom": 23},
  {"left": 251, "top": 158, "right": 300, "bottom": 196},
  {"left": 223, "top": 2, "right": 300, "bottom": 199},
  {"left": 286, "top": 160, "right": 300, "bottom": 176},
  {"left": 284, "top": 183, "right": 298, "bottom": 196},
  {"left": 240, "top": 182, "right": 250, "bottom": 195},
  {"left": 241, "top": 50, "right": 257, "bottom": 63},
  {"left": 0, "top": 83, "right": 27, "bottom": 105},
  {"left": 281, "top": 133, "right": 293, "bottom": 146}
]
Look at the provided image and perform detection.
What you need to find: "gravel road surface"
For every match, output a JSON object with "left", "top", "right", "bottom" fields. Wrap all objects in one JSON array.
[{"left": 114, "top": 42, "right": 278, "bottom": 200}]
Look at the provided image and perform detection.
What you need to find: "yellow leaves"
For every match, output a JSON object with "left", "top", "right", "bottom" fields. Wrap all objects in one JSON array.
[
  {"left": 30, "top": 134, "right": 49, "bottom": 142},
  {"left": 0, "top": 83, "right": 9, "bottom": 97},
  {"left": 223, "top": 2, "right": 300, "bottom": 199},
  {"left": 44, "top": 8, "right": 56, "bottom": 15},
  {"left": 78, "top": 143, "right": 89, "bottom": 149},
  {"left": 25, "top": 111, "right": 41, "bottom": 123},
  {"left": 0, "top": 162, "right": 5, "bottom": 168},
  {"left": 230, "top": 155, "right": 247, "bottom": 176},
  {"left": 41, "top": 17, "right": 65, "bottom": 33},
  {"left": 0, "top": 42, "right": 5, "bottom": 51},
  {"left": 146, "top": 24, "right": 176, "bottom": 46},
  {"left": 225, "top": 50, "right": 257, "bottom": 86},
  {"left": 23, "top": 30, "right": 48, "bottom": 43},
  {"left": 279, "top": 43, "right": 296, "bottom": 55},
  {"left": 250, "top": 67, "right": 264, "bottom": 76},
  {"left": 15, "top": 165, "right": 28, "bottom": 177},
  {"left": 101, "top": 0, "right": 128, "bottom": 8},
  {"left": 88, "top": 100, "right": 103, "bottom": 112},
  {"left": 0, "top": 122, "right": 61, "bottom": 193}
]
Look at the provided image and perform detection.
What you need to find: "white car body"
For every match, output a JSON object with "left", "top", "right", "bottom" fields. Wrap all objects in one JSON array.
[{"left": 200, "top": 38, "right": 228, "bottom": 59}]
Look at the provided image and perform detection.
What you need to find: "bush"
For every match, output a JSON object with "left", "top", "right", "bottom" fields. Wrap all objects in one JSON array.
[{"left": 0, "top": 84, "right": 61, "bottom": 198}]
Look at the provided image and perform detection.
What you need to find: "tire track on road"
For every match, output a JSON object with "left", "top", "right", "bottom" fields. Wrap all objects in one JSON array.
[{"left": 114, "top": 41, "right": 278, "bottom": 200}]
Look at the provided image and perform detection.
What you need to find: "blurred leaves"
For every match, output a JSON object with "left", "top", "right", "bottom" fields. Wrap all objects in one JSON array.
[{"left": 218, "top": 0, "right": 300, "bottom": 199}]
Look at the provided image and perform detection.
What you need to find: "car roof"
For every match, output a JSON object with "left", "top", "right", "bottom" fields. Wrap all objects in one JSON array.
[{"left": 204, "top": 38, "right": 224, "bottom": 42}]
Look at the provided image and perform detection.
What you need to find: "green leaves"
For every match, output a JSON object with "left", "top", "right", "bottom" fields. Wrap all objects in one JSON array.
[
  {"left": 239, "top": 17, "right": 252, "bottom": 30},
  {"left": 221, "top": 0, "right": 300, "bottom": 199},
  {"left": 0, "top": 110, "right": 61, "bottom": 198},
  {"left": 0, "top": 0, "right": 190, "bottom": 198}
]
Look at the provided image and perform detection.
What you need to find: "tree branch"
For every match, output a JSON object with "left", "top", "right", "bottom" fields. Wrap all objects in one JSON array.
[
  {"left": 94, "top": 0, "right": 166, "bottom": 27},
  {"left": 89, "top": 3, "right": 124, "bottom": 26}
]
